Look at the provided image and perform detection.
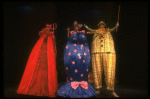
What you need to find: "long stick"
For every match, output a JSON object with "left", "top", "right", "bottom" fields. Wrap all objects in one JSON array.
[
  {"left": 53, "top": 23, "right": 57, "bottom": 34},
  {"left": 116, "top": 5, "right": 120, "bottom": 32},
  {"left": 118, "top": 5, "right": 120, "bottom": 22}
]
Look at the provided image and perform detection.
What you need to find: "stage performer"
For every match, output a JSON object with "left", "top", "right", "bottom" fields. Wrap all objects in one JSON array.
[
  {"left": 57, "top": 21, "right": 97, "bottom": 98},
  {"left": 84, "top": 21, "right": 119, "bottom": 97},
  {"left": 17, "top": 23, "right": 58, "bottom": 97}
]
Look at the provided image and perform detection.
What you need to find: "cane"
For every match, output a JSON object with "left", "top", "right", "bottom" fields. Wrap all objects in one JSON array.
[{"left": 116, "top": 5, "right": 120, "bottom": 32}]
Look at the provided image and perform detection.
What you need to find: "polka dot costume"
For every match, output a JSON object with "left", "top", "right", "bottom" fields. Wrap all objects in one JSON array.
[{"left": 57, "top": 30, "right": 97, "bottom": 98}]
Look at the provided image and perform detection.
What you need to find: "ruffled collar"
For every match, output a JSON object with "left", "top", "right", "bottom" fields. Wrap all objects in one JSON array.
[{"left": 97, "top": 28, "right": 106, "bottom": 31}]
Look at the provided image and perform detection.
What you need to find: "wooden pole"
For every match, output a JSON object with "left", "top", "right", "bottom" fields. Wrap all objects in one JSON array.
[{"left": 116, "top": 5, "right": 120, "bottom": 32}]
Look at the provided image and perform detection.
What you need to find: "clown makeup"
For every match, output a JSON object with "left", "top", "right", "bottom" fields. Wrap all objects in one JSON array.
[
  {"left": 74, "top": 25, "right": 79, "bottom": 31},
  {"left": 100, "top": 25, "right": 104, "bottom": 29}
]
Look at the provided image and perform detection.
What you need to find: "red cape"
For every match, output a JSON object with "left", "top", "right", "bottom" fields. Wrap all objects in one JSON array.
[{"left": 17, "top": 31, "right": 58, "bottom": 97}]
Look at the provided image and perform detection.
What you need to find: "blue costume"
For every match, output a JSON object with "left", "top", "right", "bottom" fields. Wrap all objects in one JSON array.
[{"left": 57, "top": 21, "right": 97, "bottom": 98}]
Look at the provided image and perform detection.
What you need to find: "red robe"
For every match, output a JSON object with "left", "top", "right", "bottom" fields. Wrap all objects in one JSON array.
[{"left": 17, "top": 30, "right": 58, "bottom": 97}]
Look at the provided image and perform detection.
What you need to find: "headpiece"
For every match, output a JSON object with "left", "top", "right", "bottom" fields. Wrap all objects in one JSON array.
[
  {"left": 46, "top": 24, "right": 52, "bottom": 28},
  {"left": 98, "top": 21, "right": 106, "bottom": 28},
  {"left": 74, "top": 21, "right": 83, "bottom": 28}
]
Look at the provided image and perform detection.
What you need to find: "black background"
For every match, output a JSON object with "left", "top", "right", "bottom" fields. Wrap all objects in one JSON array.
[{"left": 3, "top": 1, "right": 148, "bottom": 92}]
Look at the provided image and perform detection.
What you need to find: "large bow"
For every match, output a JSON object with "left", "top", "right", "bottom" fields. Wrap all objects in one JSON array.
[{"left": 71, "top": 81, "right": 88, "bottom": 90}]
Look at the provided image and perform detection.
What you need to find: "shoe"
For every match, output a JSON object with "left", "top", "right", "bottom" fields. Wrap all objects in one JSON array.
[
  {"left": 111, "top": 92, "right": 119, "bottom": 97},
  {"left": 96, "top": 91, "right": 100, "bottom": 94}
]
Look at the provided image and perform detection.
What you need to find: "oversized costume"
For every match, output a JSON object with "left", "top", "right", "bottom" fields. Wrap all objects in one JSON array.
[
  {"left": 86, "top": 21, "right": 118, "bottom": 91},
  {"left": 57, "top": 21, "right": 97, "bottom": 98},
  {"left": 17, "top": 24, "right": 58, "bottom": 97}
]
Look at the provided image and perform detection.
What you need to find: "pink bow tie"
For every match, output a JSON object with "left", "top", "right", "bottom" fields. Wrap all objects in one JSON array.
[{"left": 71, "top": 81, "right": 88, "bottom": 90}]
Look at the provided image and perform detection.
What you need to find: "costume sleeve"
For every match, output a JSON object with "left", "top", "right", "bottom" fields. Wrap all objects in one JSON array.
[
  {"left": 87, "top": 27, "right": 96, "bottom": 32},
  {"left": 67, "top": 27, "right": 70, "bottom": 38},
  {"left": 39, "top": 31, "right": 43, "bottom": 36},
  {"left": 84, "top": 25, "right": 98, "bottom": 34},
  {"left": 109, "top": 26, "right": 118, "bottom": 32}
]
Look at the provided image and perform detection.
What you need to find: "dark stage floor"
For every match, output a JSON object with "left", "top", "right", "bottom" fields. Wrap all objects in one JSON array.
[{"left": 4, "top": 81, "right": 148, "bottom": 98}]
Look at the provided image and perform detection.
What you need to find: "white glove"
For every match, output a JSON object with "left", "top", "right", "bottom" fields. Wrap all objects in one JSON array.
[
  {"left": 116, "top": 22, "right": 119, "bottom": 27},
  {"left": 84, "top": 24, "right": 88, "bottom": 29}
]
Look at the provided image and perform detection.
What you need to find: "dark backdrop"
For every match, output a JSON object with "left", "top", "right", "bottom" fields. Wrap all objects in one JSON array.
[{"left": 3, "top": 1, "right": 148, "bottom": 91}]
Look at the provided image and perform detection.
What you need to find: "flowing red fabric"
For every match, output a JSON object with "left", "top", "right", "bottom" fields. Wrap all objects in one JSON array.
[{"left": 17, "top": 31, "right": 58, "bottom": 97}]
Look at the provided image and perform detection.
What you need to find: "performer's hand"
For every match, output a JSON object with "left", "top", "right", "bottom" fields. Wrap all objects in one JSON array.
[
  {"left": 67, "top": 27, "right": 70, "bottom": 31},
  {"left": 116, "top": 22, "right": 119, "bottom": 32},
  {"left": 116, "top": 22, "right": 119, "bottom": 27},
  {"left": 46, "top": 31, "right": 53, "bottom": 36},
  {"left": 84, "top": 24, "right": 88, "bottom": 29}
]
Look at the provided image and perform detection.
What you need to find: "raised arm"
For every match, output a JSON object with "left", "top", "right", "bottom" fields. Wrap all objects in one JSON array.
[
  {"left": 87, "top": 27, "right": 97, "bottom": 32},
  {"left": 84, "top": 24, "right": 97, "bottom": 34},
  {"left": 67, "top": 27, "right": 70, "bottom": 38},
  {"left": 109, "top": 22, "right": 119, "bottom": 32},
  {"left": 109, "top": 26, "right": 117, "bottom": 32}
]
